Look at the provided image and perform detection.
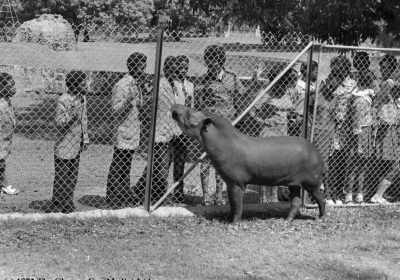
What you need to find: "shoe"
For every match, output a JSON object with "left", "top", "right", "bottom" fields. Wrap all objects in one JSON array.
[
  {"left": 345, "top": 193, "right": 353, "bottom": 204},
  {"left": 370, "top": 196, "right": 391, "bottom": 205},
  {"left": 335, "top": 200, "right": 343, "bottom": 205},
  {"left": 1, "top": 185, "right": 19, "bottom": 195},
  {"left": 325, "top": 199, "right": 335, "bottom": 206},
  {"left": 355, "top": 193, "right": 364, "bottom": 203}
]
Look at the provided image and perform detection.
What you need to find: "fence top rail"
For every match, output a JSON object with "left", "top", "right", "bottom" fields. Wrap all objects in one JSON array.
[{"left": 321, "top": 44, "right": 400, "bottom": 54}]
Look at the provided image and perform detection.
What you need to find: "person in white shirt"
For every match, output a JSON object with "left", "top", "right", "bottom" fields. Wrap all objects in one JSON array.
[
  {"left": 106, "top": 52, "right": 152, "bottom": 208},
  {"left": 169, "top": 55, "right": 195, "bottom": 203},
  {"left": 196, "top": 45, "right": 246, "bottom": 205},
  {"left": 134, "top": 56, "right": 190, "bottom": 204}
]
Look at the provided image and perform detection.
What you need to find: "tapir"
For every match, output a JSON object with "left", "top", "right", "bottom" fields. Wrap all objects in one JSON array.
[{"left": 171, "top": 104, "right": 326, "bottom": 223}]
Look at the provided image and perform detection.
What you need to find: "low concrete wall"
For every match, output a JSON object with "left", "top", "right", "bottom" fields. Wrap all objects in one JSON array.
[{"left": 0, "top": 64, "right": 124, "bottom": 95}]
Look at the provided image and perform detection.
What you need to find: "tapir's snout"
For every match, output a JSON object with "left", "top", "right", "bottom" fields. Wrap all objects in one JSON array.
[
  {"left": 170, "top": 104, "right": 205, "bottom": 140},
  {"left": 171, "top": 104, "right": 189, "bottom": 123},
  {"left": 171, "top": 104, "right": 188, "bottom": 132},
  {"left": 171, "top": 104, "right": 186, "bottom": 117}
]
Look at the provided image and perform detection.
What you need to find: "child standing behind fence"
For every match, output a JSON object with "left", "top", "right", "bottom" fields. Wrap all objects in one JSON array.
[
  {"left": 51, "top": 71, "right": 89, "bottom": 213},
  {"left": 170, "top": 55, "right": 195, "bottom": 203},
  {"left": 371, "top": 55, "right": 400, "bottom": 204},
  {"left": 344, "top": 53, "right": 376, "bottom": 204},
  {"left": 319, "top": 55, "right": 357, "bottom": 205},
  {"left": 0, "top": 73, "right": 18, "bottom": 195}
]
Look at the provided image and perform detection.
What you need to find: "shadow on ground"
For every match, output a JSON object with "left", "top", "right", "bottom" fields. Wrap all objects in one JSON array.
[
  {"left": 186, "top": 202, "right": 317, "bottom": 223},
  {"left": 28, "top": 199, "right": 53, "bottom": 212},
  {"left": 78, "top": 195, "right": 107, "bottom": 208}
]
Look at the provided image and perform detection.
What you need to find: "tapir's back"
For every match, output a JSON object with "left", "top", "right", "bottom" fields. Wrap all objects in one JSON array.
[{"left": 232, "top": 134, "right": 323, "bottom": 185}]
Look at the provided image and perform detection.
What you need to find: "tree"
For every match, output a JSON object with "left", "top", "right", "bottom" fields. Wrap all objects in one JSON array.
[
  {"left": 190, "top": 0, "right": 389, "bottom": 46},
  {"left": 152, "top": 0, "right": 217, "bottom": 38},
  {"left": 17, "top": 0, "right": 153, "bottom": 28},
  {"left": 299, "top": 0, "right": 381, "bottom": 45},
  {"left": 377, "top": 0, "right": 400, "bottom": 39}
]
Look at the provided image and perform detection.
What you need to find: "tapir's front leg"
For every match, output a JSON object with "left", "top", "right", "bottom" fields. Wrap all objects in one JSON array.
[{"left": 227, "top": 183, "right": 244, "bottom": 223}]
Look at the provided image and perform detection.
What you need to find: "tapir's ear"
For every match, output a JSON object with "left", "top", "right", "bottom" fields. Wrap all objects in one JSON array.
[{"left": 200, "top": 116, "right": 213, "bottom": 134}]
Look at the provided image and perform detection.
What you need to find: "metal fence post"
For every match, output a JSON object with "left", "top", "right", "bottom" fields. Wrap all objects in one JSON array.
[
  {"left": 301, "top": 42, "right": 314, "bottom": 206},
  {"left": 144, "top": 28, "right": 164, "bottom": 212}
]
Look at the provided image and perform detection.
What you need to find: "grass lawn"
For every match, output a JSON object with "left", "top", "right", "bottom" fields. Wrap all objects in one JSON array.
[{"left": 0, "top": 206, "right": 399, "bottom": 279}]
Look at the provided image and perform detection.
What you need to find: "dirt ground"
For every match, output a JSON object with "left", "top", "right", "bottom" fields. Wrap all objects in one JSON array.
[{"left": 0, "top": 205, "right": 399, "bottom": 279}]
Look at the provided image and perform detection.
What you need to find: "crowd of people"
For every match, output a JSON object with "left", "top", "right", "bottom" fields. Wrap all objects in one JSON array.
[{"left": 0, "top": 45, "right": 399, "bottom": 213}]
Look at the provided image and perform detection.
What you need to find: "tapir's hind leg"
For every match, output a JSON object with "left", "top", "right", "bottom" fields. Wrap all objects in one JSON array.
[
  {"left": 287, "top": 186, "right": 302, "bottom": 222},
  {"left": 307, "top": 187, "right": 327, "bottom": 219},
  {"left": 227, "top": 183, "right": 244, "bottom": 223}
]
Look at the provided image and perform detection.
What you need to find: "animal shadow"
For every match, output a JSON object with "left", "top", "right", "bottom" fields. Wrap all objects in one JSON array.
[{"left": 198, "top": 202, "right": 317, "bottom": 223}]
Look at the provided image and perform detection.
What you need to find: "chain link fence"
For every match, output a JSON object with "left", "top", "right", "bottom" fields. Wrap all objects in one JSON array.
[
  {"left": 0, "top": 20, "right": 399, "bottom": 215},
  {"left": 311, "top": 46, "right": 400, "bottom": 206}
]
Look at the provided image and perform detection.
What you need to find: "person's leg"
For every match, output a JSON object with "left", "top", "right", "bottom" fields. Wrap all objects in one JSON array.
[
  {"left": 355, "top": 156, "right": 368, "bottom": 203},
  {"left": 313, "top": 128, "right": 333, "bottom": 203},
  {"left": 345, "top": 153, "right": 358, "bottom": 204},
  {"left": 118, "top": 149, "right": 135, "bottom": 205},
  {"left": 106, "top": 147, "right": 122, "bottom": 206},
  {"left": 0, "top": 159, "right": 18, "bottom": 194},
  {"left": 132, "top": 142, "right": 171, "bottom": 205},
  {"left": 330, "top": 145, "right": 351, "bottom": 205},
  {"left": 59, "top": 155, "right": 81, "bottom": 213},
  {"left": 172, "top": 135, "right": 188, "bottom": 202},
  {"left": 214, "top": 172, "right": 225, "bottom": 204},
  {"left": 151, "top": 142, "right": 172, "bottom": 202},
  {"left": 52, "top": 156, "right": 70, "bottom": 211},
  {"left": 106, "top": 148, "right": 134, "bottom": 207},
  {"left": 344, "top": 135, "right": 358, "bottom": 204},
  {"left": 0, "top": 159, "right": 8, "bottom": 188},
  {"left": 371, "top": 124, "right": 396, "bottom": 204},
  {"left": 371, "top": 163, "right": 398, "bottom": 204}
]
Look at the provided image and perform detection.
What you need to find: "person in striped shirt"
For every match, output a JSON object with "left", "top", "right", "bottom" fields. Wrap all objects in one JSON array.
[{"left": 52, "top": 70, "right": 89, "bottom": 213}]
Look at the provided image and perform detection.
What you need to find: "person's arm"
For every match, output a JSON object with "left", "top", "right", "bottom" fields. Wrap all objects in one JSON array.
[
  {"left": 155, "top": 79, "right": 176, "bottom": 139},
  {"left": 185, "top": 80, "right": 195, "bottom": 108},
  {"left": 375, "top": 79, "right": 394, "bottom": 108},
  {"left": 0, "top": 106, "right": 14, "bottom": 143},
  {"left": 111, "top": 79, "right": 137, "bottom": 113},
  {"left": 319, "top": 74, "right": 341, "bottom": 101},
  {"left": 55, "top": 95, "right": 79, "bottom": 130}
]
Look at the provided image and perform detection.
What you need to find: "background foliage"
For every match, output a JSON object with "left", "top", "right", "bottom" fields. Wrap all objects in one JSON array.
[{"left": 2, "top": 0, "right": 400, "bottom": 45}]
